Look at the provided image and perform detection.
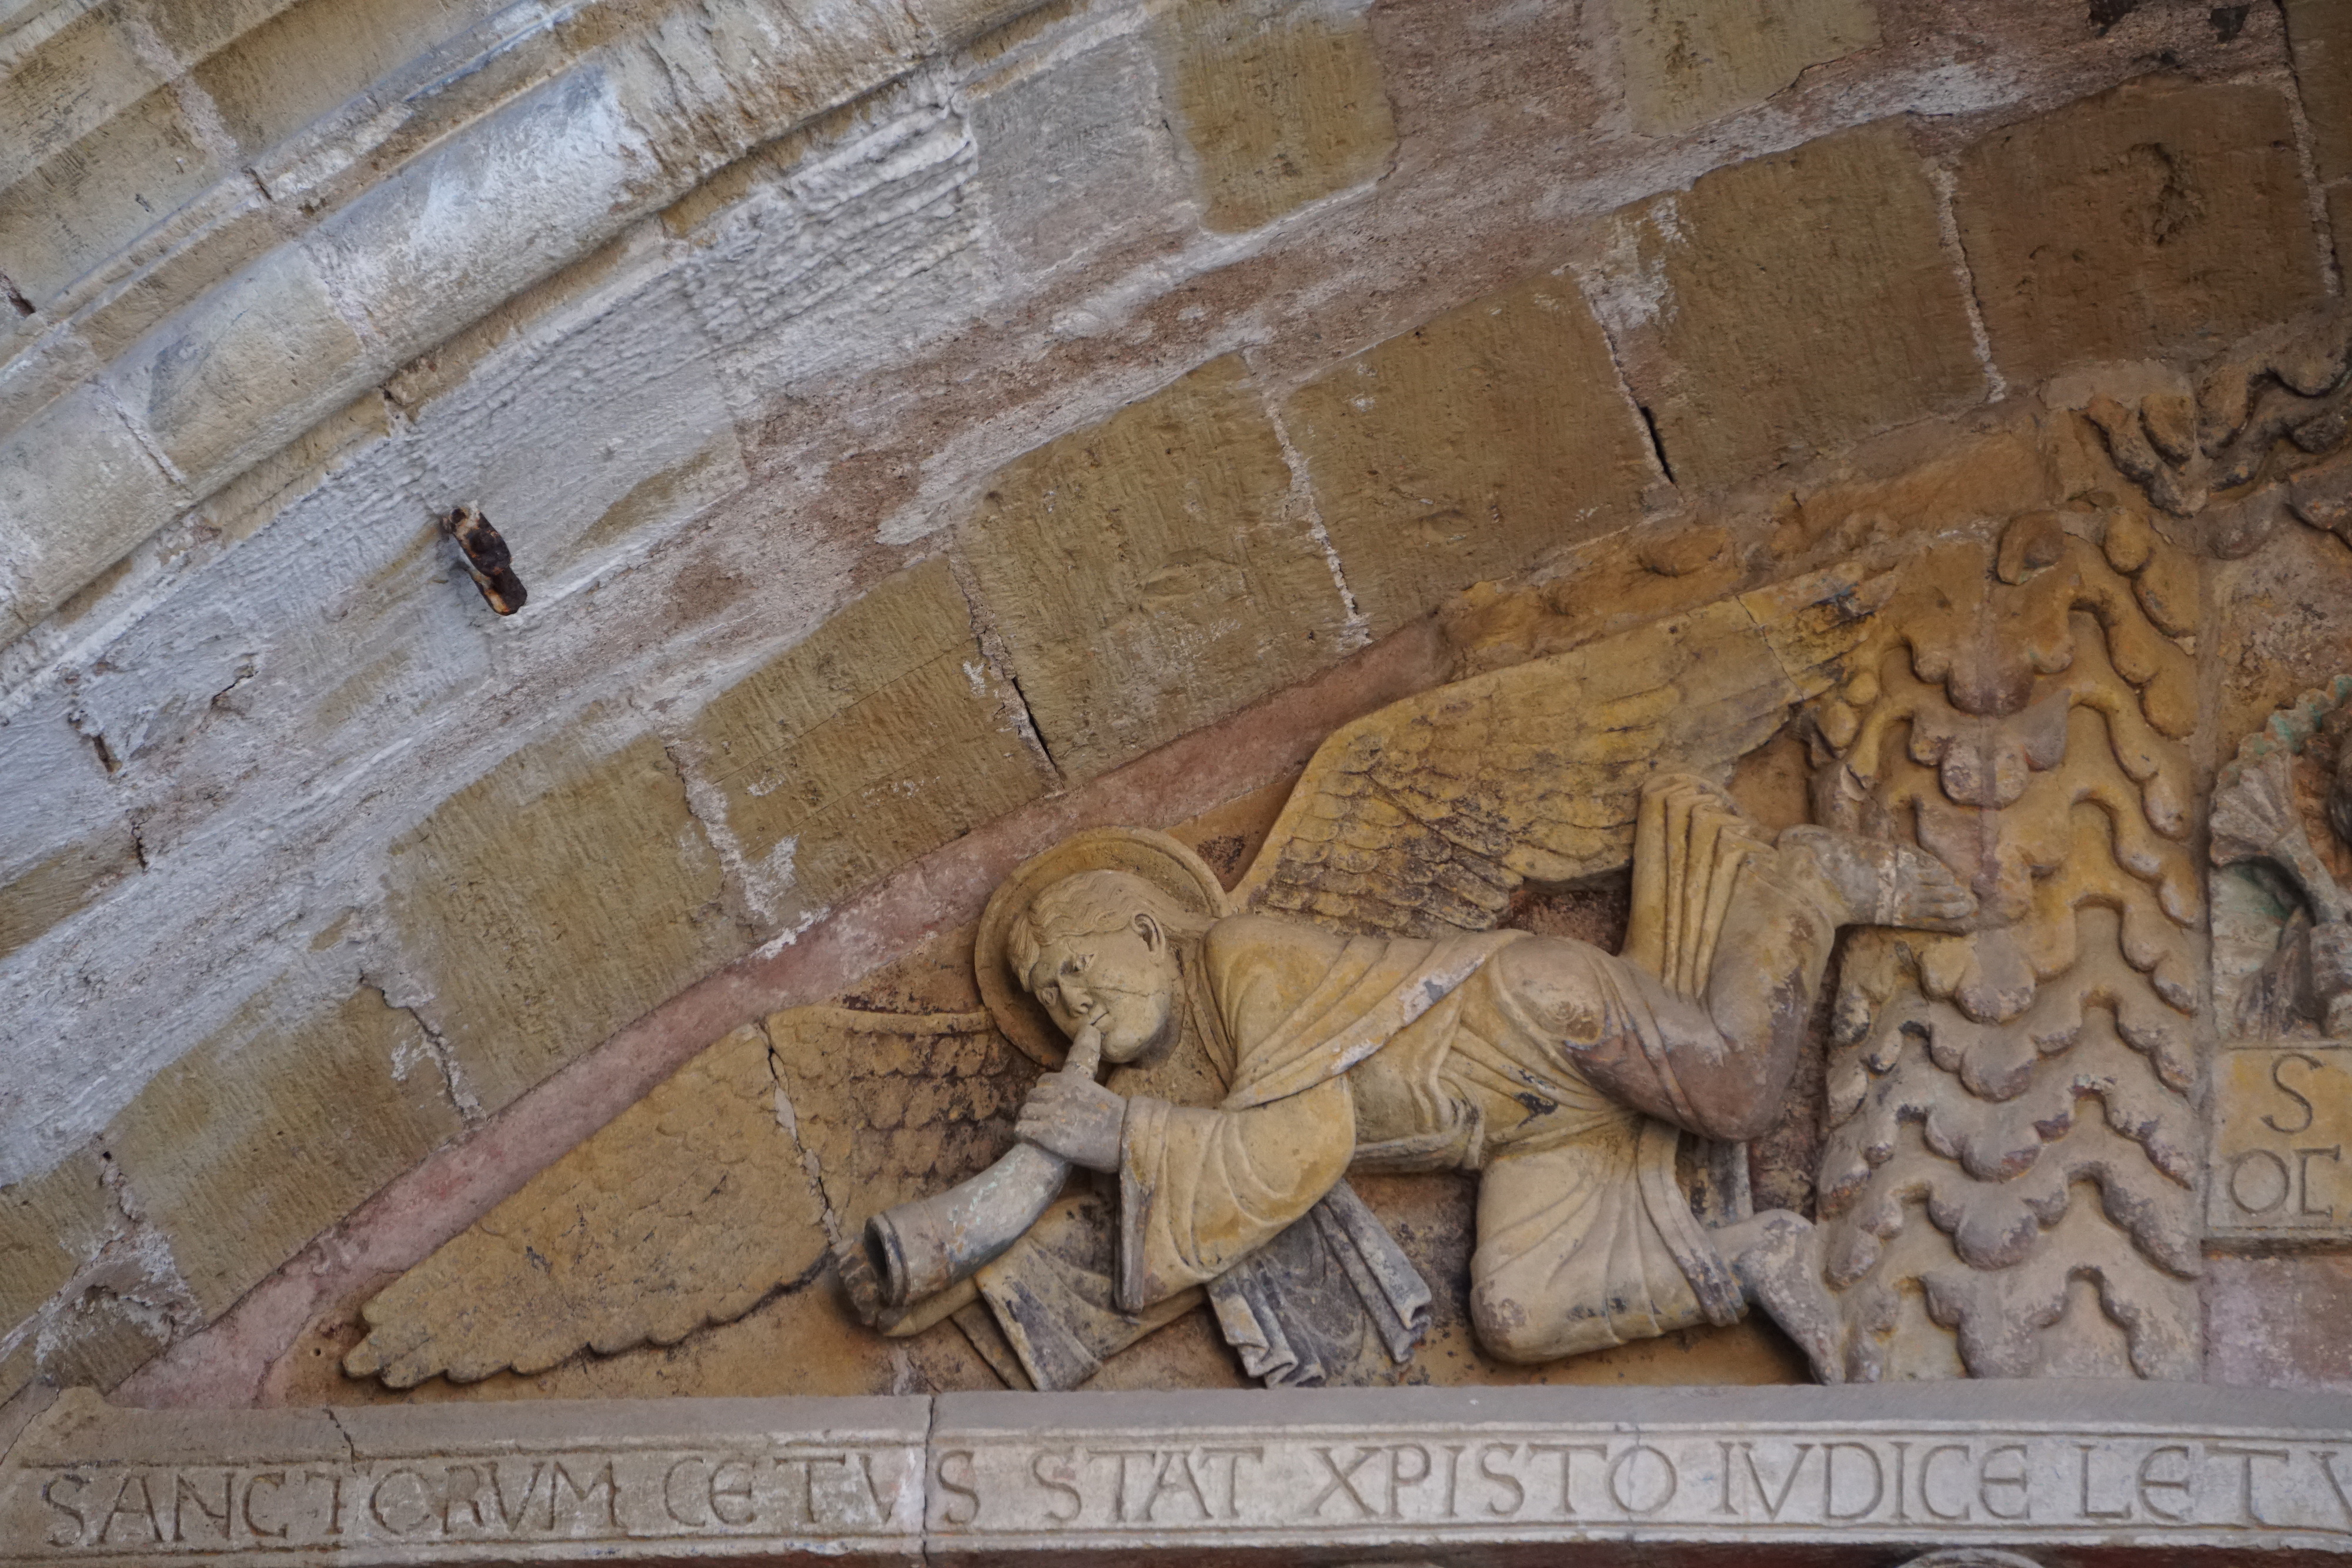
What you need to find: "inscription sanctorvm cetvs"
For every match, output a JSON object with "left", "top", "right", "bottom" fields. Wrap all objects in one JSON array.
[{"left": 15, "top": 1386, "right": 2352, "bottom": 1557}]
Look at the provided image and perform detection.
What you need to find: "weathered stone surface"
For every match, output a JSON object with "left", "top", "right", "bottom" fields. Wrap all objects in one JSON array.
[
  {"left": 1159, "top": 0, "right": 1396, "bottom": 233},
  {"left": 0, "top": 1151, "right": 115, "bottom": 1355},
  {"left": 969, "top": 34, "right": 1188, "bottom": 274},
  {"left": 1612, "top": 0, "right": 1880, "bottom": 135},
  {"left": 108, "top": 243, "right": 368, "bottom": 489},
  {"left": 2285, "top": 0, "right": 2352, "bottom": 186},
  {"left": 1954, "top": 78, "right": 2328, "bottom": 388},
  {"left": 0, "top": 7, "right": 167, "bottom": 199},
  {"left": 2210, "top": 1043, "right": 2352, "bottom": 1243},
  {"left": 0, "top": 387, "right": 183, "bottom": 636},
  {"left": 959, "top": 356, "right": 1350, "bottom": 779},
  {"left": 1284, "top": 267, "right": 1652, "bottom": 635},
  {"left": 0, "top": 89, "right": 228, "bottom": 310},
  {"left": 191, "top": 0, "right": 505, "bottom": 155},
  {"left": 0, "top": 821, "right": 140, "bottom": 965},
  {"left": 1587, "top": 121, "right": 1981, "bottom": 492},
  {"left": 0, "top": 326, "right": 99, "bottom": 446},
  {"left": 683, "top": 560, "right": 1048, "bottom": 924},
  {"left": 104, "top": 978, "right": 465, "bottom": 1319},
  {"left": 384, "top": 716, "right": 744, "bottom": 1117}
]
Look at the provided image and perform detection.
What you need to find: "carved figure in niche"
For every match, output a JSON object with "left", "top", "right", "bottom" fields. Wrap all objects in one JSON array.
[
  {"left": 343, "top": 577, "right": 1963, "bottom": 1392},
  {"left": 2212, "top": 676, "right": 2352, "bottom": 1039}
]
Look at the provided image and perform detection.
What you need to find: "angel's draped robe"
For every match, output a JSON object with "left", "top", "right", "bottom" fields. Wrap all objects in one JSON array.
[{"left": 1115, "top": 914, "right": 1751, "bottom": 1362}]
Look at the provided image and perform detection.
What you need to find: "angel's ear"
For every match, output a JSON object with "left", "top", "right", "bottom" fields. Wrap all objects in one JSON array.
[{"left": 1133, "top": 910, "right": 1164, "bottom": 952}]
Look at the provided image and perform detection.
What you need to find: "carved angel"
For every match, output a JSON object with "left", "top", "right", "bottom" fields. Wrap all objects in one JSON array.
[
  {"left": 2211, "top": 676, "right": 2352, "bottom": 1039},
  {"left": 346, "top": 575, "right": 1969, "bottom": 1392}
]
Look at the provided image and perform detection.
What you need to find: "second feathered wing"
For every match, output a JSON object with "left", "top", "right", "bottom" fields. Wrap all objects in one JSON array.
[{"left": 1231, "top": 571, "right": 1884, "bottom": 938}]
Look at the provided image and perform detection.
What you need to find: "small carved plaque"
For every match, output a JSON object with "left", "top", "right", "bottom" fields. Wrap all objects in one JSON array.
[{"left": 2210, "top": 1041, "right": 2352, "bottom": 1242}]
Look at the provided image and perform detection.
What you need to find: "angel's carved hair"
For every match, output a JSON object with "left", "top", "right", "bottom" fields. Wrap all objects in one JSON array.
[{"left": 1009, "top": 871, "right": 1215, "bottom": 989}]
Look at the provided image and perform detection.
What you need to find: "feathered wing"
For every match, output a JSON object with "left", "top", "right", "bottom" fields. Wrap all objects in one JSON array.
[
  {"left": 1232, "top": 570, "right": 1886, "bottom": 937},
  {"left": 345, "top": 1008, "right": 1008, "bottom": 1388}
]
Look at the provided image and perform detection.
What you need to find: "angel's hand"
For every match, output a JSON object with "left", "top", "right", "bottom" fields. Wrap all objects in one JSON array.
[{"left": 1016, "top": 1021, "right": 1122, "bottom": 1171}]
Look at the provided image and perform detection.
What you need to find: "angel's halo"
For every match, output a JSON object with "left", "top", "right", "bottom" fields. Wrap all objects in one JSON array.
[{"left": 974, "top": 826, "right": 1234, "bottom": 1069}]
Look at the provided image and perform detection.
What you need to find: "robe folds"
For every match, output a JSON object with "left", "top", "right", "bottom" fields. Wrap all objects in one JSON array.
[{"left": 1114, "top": 914, "right": 1745, "bottom": 1358}]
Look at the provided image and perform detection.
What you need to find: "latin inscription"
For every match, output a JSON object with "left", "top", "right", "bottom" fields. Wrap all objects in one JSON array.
[
  {"left": 928, "top": 1431, "right": 2352, "bottom": 1540},
  {"left": 2210, "top": 1043, "right": 2352, "bottom": 1241},
  {"left": 15, "top": 1406, "right": 2352, "bottom": 1560},
  {"left": 10, "top": 1446, "right": 916, "bottom": 1552}
]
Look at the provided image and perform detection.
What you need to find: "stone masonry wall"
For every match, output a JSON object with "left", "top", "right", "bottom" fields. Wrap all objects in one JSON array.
[{"left": 1, "top": 0, "right": 2347, "bottom": 1405}]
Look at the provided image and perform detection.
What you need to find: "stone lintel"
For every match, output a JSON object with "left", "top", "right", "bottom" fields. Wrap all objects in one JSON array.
[{"left": 9, "top": 1382, "right": 2352, "bottom": 1563}]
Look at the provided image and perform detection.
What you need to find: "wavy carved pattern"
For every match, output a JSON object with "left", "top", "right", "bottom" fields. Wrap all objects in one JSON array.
[{"left": 1805, "top": 513, "right": 2202, "bottom": 1382}]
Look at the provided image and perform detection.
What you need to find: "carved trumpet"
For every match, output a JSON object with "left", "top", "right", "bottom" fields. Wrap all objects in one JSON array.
[{"left": 857, "top": 1024, "right": 1105, "bottom": 1314}]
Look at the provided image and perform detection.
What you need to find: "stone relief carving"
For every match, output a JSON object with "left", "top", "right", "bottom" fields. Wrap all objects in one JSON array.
[
  {"left": 348, "top": 571, "right": 1945, "bottom": 1392},
  {"left": 345, "top": 1009, "right": 1021, "bottom": 1387},
  {"left": 1797, "top": 510, "right": 2206, "bottom": 1382},
  {"left": 2207, "top": 676, "right": 2352, "bottom": 1245},
  {"left": 2211, "top": 676, "right": 2352, "bottom": 1039},
  {"left": 2078, "top": 299, "right": 2352, "bottom": 555}
]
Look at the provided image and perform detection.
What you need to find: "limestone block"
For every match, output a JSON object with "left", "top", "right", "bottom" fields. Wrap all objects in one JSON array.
[
  {"left": 0, "top": 821, "right": 141, "bottom": 964},
  {"left": 1284, "top": 267, "right": 1653, "bottom": 636},
  {"left": 1612, "top": 0, "right": 1880, "bottom": 135},
  {"left": 191, "top": 0, "right": 506, "bottom": 155},
  {"left": 612, "top": 0, "right": 927, "bottom": 176},
  {"left": 15, "top": 1296, "right": 171, "bottom": 1398},
  {"left": 0, "top": 696, "right": 140, "bottom": 965},
  {"left": 0, "top": 386, "right": 183, "bottom": 636},
  {"left": 139, "top": 0, "right": 305, "bottom": 67},
  {"left": 311, "top": 65, "right": 662, "bottom": 361},
  {"left": 384, "top": 714, "right": 745, "bottom": 1116},
  {"left": 0, "top": 1149, "right": 113, "bottom": 1345},
  {"left": 0, "top": 6, "right": 167, "bottom": 192},
  {"left": 0, "top": 88, "right": 228, "bottom": 310},
  {"left": 676, "top": 95, "right": 985, "bottom": 390},
  {"left": 2286, "top": 0, "right": 2351, "bottom": 186},
  {"left": 1593, "top": 121, "right": 1980, "bottom": 493},
  {"left": 1954, "top": 79, "right": 2327, "bottom": 389},
  {"left": 0, "top": 327, "right": 98, "bottom": 445},
  {"left": 684, "top": 560, "right": 1049, "bottom": 922},
  {"left": 76, "top": 198, "right": 284, "bottom": 365},
  {"left": 970, "top": 34, "right": 1190, "bottom": 273},
  {"left": 400, "top": 263, "right": 745, "bottom": 603},
  {"left": 105, "top": 242, "right": 365, "bottom": 490},
  {"left": 1158, "top": 0, "right": 1396, "bottom": 233},
  {"left": 958, "top": 355, "right": 1351, "bottom": 780},
  {"left": 103, "top": 978, "right": 466, "bottom": 1319}
]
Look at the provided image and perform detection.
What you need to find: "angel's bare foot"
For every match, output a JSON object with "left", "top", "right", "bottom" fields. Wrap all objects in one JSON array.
[{"left": 1778, "top": 826, "right": 1976, "bottom": 932}]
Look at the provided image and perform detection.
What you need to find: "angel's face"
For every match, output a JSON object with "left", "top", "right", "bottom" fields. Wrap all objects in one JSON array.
[{"left": 1025, "top": 913, "right": 1180, "bottom": 1064}]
